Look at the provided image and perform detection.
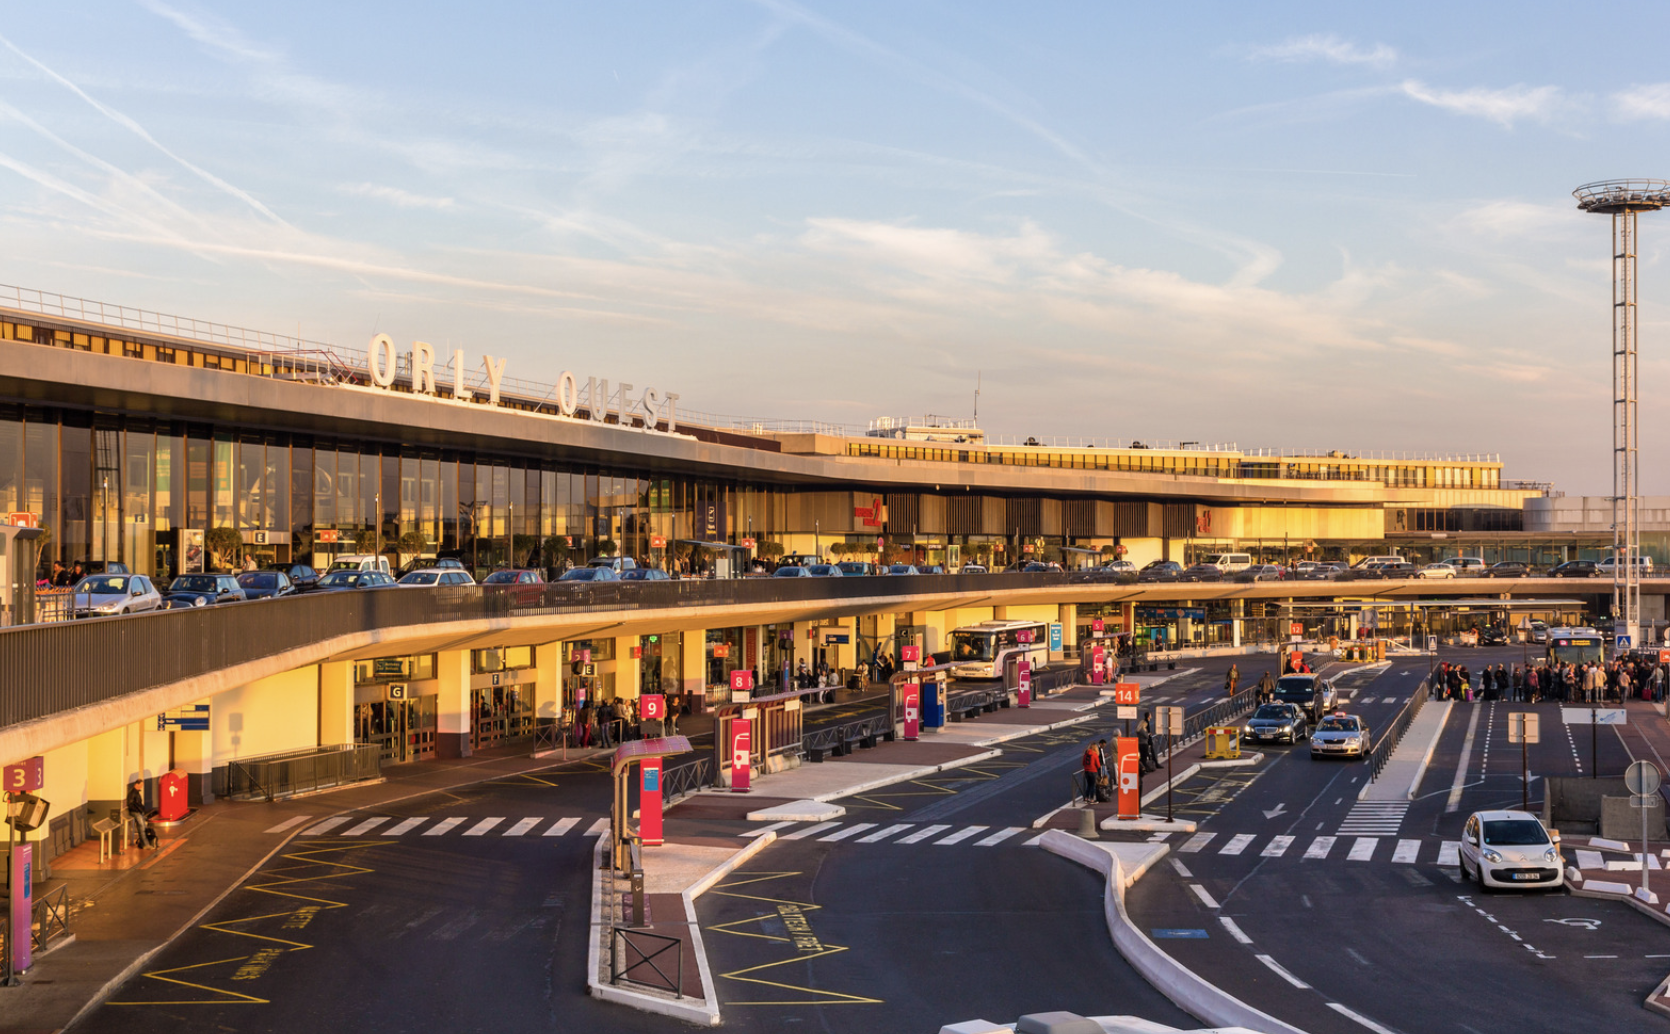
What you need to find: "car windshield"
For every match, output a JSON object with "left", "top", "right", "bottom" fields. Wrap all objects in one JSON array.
[
  {"left": 806, "top": 565, "right": 837, "bottom": 575},
  {"left": 170, "top": 575, "right": 219, "bottom": 593},
  {"left": 400, "top": 572, "right": 439, "bottom": 584},
  {"left": 559, "top": 568, "right": 599, "bottom": 581},
  {"left": 237, "top": 573, "right": 278, "bottom": 589},
  {"left": 1482, "top": 819, "right": 1549, "bottom": 846},
  {"left": 773, "top": 567, "right": 804, "bottom": 577},
  {"left": 319, "top": 572, "right": 361, "bottom": 586},
  {"left": 79, "top": 576, "right": 129, "bottom": 594},
  {"left": 837, "top": 563, "right": 867, "bottom": 574},
  {"left": 1252, "top": 705, "right": 1293, "bottom": 721},
  {"left": 951, "top": 631, "right": 995, "bottom": 662},
  {"left": 1317, "top": 717, "right": 1359, "bottom": 733},
  {"left": 328, "top": 560, "right": 368, "bottom": 572},
  {"left": 482, "top": 571, "right": 520, "bottom": 584},
  {"left": 1275, "top": 677, "right": 1316, "bottom": 695}
]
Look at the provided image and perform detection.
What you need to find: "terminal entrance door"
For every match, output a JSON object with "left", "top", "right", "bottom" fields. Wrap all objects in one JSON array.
[{"left": 357, "top": 697, "right": 436, "bottom": 764}]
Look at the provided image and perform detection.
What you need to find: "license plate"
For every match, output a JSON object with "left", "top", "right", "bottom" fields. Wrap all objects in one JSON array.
[{"left": 1511, "top": 873, "right": 1536, "bottom": 881}]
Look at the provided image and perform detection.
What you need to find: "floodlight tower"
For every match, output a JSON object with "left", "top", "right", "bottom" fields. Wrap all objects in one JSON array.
[{"left": 1574, "top": 179, "right": 1670, "bottom": 648}]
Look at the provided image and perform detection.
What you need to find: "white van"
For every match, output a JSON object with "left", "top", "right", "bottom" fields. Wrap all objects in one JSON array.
[
  {"left": 327, "top": 554, "right": 392, "bottom": 575},
  {"left": 1443, "top": 557, "right": 1487, "bottom": 575},
  {"left": 1351, "top": 555, "right": 1404, "bottom": 569},
  {"left": 1202, "top": 552, "right": 1253, "bottom": 573},
  {"left": 1597, "top": 555, "right": 1655, "bottom": 575}
]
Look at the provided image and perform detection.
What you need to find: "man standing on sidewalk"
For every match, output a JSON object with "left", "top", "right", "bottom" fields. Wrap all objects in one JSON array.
[{"left": 1081, "top": 739, "right": 1104, "bottom": 804}]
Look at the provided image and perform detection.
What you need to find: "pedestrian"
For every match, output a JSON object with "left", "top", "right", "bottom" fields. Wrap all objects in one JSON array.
[
  {"left": 1257, "top": 671, "right": 1275, "bottom": 704},
  {"left": 49, "top": 560, "right": 70, "bottom": 587},
  {"left": 1137, "top": 715, "right": 1158, "bottom": 774},
  {"left": 126, "top": 779, "right": 157, "bottom": 849},
  {"left": 1225, "top": 664, "right": 1240, "bottom": 698},
  {"left": 1081, "top": 738, "right": 1104, "bottom": 804}
]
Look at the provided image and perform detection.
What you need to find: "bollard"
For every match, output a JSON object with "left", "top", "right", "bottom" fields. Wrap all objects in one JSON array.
[{"left": 1078, "top": 807, "right": 1100, "bottom": 839}]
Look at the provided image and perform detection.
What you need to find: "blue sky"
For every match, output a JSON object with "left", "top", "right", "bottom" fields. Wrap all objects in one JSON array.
[{"left": 3, "top": 2, "right": 1669, "bottom": 493}]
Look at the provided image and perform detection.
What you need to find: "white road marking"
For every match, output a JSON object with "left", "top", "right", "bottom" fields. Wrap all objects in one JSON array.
[
  {"left": 1262, "top": 836, "right": 1294, "bottom": 858},
  {"left": 935, "top": 825, "right": 989, "bottom": 846},
  {"left": 385, "top": 817, "right": 427, "bottom": 835},
  {"left": 1392, "top": 839, "right": 1421, "bottom": 864},
  {"left": 1446, "top": 705, "right": 1483, "bottom": 813},
  {"left": 856, "top": 823, "right": 914, "bottom": 843},
  {"left": 898, "top": 824, "right": 953, "bottom": 844},
  {"left": 1304, "top": 836, "right": 1337, "bottom": 860},
  {"left": 1022, "top": 832, "right": 1047, "bottom": 847},
  {"left": 301, "top": 817, "right": 351, "bottom": 835},
  {"left": 265, "top": 815, "right": 311, "bottom": 833},
  {"left": 819, "top": 823, "right": 877, "bottom": 842},
  {"left": 1219, "top": 916, "right": 1253, "bottom": 944},
  {"left": 739, "top": 821, "right": 794, "bottom": 838},
  {"left": 1220, "top": 834, "right": 1257, "bottom": 856},
  {"left": 1180, "top": 832, "right": 1217, "bottom": 853},
  {"left": 975, "top": 826, "right": 1026, "bottom": 847},
  {"left": 341, "top": 817, "right": 391, "bottom": 836},
  {"left": 423, "top": 817, "right": 466, "bottom": 836},
  {"left": 585, "top": 818, "right": 609, "bottom": 836},
  {"left": 781, "top": 821, "right": 842, "bottom": 840},
  {"left": 1169, "top": 857, "right": 1193, "bottom": 878},
  {"left": 1348, "top": 837, "right": 1378, "bottom": 862},
  {"left": 1190, "top": 884, "right": 1221, "bottom": 909},
  {"left": 503, "top": 818, "right": 541, "bottom": 837},
  {"left": 543, "top": 817, "right": 581, "bottom": 837},
  {"left": 464, "top": 817, "right": 504, "bottom": 836},
  {"left": 1255, "top": 954, "right": 1311, "bottom": 988},
  {"left": 1327, "top": 1002, "right": 1400, "bottom": 1034},
  {"left": 1437, "top": 840, "right": 1460, "bottom": 866}
]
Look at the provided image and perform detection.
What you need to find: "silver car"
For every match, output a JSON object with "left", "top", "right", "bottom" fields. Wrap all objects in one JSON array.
[
  {"left": 1310, "top": 713, "right": 1371, "bottom": 759},
  {"left": 73, "top": 574, "right": 163, "bottom": 617}
]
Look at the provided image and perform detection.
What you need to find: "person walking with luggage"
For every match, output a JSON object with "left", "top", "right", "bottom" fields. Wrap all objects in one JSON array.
[
  {"left": 1225, "top": 664, "right": 1240, "bottom": 698},
  {"left": 1081, "top": 739, "right": 1104, "bottom": 804},
  {"left": 1137, "top": 715, "right": 1159, "bottom": 775}
]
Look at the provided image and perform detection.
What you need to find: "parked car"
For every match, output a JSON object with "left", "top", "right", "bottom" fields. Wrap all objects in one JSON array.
[
  {"left": 1480, "top": 627, "right": 1508, "bottom": 646},
  {"left": 1100, "top": 560, "right": 1137, "bottom": 575},
  {"left": 1138, "top": 560, "right": 1184, "bottom": 583},
  {"left": 619, "top": 567, "right": 670, "bottom": 581},
  {"left": 266, "top": 562, "right": 320, "bottom": 592},
  {"left": 1417, "top": 562, "right": 1457, "bottom": 579},
  {"left": 73, "top": 574, "right": 163, "bottom": 617},
  {"left": 1458, "top": 810, "right": 1563, "bottom": 889},
  {"left": 1310, "top": 712, "right": 1371, "bottom": 759},
  {"left": 1241, "top": 702, "right": 1309, "bottom": 745},
  {"left": 1443, "top": 557, "right": 1488, "bottom": 575},
  {"left": 1018, "top": 561, "right": 1051, "bottom": 573},
  {"left": 398, "top": 568, "right": 477, "bottom": 586},
  {"left": 235, "top": 570, "right": 295, "bottom": 600},
  {"left": 1549, "top": 560, "right": 1599, "bottom": 578},
  {"left": 78, "top": 560, "right": 131, "bottom": 576},
  {"left": 433, "top": 557, "right": 467, "bottom": 571},
  {"left": 1232, "top": 564, "right": 1286, "bottom": 582},
  {"left": 314, "top": 570, "right": 397, "bottom": 591},
  {"left": 1292, "top": 562, "right": 1343, "bottom": 581},
  {"left": 327, "top": 554, "right": 392, "bottom": 575},
  {"left": 1485, "top": 561, "right": 1533, "bottom": 578},
  {"left": 958, "top": 563, "right": 988, "bottom": 574},
  {"left": 164, "top": 573, "right": 248, "bottom": 607},
  {"left": 885, "top": 564, "right": 921, "bottom": 575},
  {"left": 1529, "top": 620, "right": 1549, "bottom": 644},
  {"left": 1597, "top": 555, "right": 1655, "bottom": 576},
  {"left": 804, "top": 564, "right": 844, "bottom": 577},
  {"left": 588, "top": 556, "right": 638, "bottom": 574},
  {"left": 837, "top": 562, "right": 878, "bottom": 576},
  {"left": 1370, "top": 561, "right": 1417, "bottom": 579},
  {"left": 483, "top": 569, "right": 546, "bottom": 586},
  {"left": 559, "top": 566, "right": 618, "bottom": 582},
  {"left": 772, "top": 565, "right": 813, "bottom": 578}
]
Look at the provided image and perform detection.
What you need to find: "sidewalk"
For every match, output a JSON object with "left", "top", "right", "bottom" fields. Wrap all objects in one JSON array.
[
  {"left": 3, "top": 743, "right": 613, "bottom": 1033},
  {"left": 1360, "top": 700, "right": 1453, "bottom": 802}
]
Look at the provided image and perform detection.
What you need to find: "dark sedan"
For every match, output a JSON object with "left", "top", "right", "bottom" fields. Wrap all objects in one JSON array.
[
  {"left": 1485, "top": 561, "right": 1533, "bottom": 578},
  {"left": 315, "top": 570, "right": 397, "bottom": 591},
  {"left": 164, "top": 573, "right": 248, "bottom": 608},
  {"left": 619, "top": 567, "right": 670, "bottom": 581},
  {"left": 1180, "top": 563, "right": 1224, "bottom": 582},
  {"left": 1550, "top": 560, "right": 1598, "bottom": 578},
  {"left": 266, "top": 562, "right": 320, "bottom": 592},
  {"left": 1138, "top": 560, "right": 1184, "bottom": 583},
  {"left": 236, "top": 570, "right": 295, "bottom": 600},
  {"left": 1242, "top": 702, "right": 1309, "bottom": 745}
]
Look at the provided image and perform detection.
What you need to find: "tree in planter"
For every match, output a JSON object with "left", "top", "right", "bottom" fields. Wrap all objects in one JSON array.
[
  {"left": 544, "top": 537, "right": 574, "bottom": 570},
  {"left": 1101, "top": 544, "right": 1119, "bottom": 558},
  {"left": 397, "top": 530, "right": 428, "bottom": 560},
  {"left": 351, "top": 528, "right": 378, "bottom": 554},
  {"left": 206, "top": 526, "right": 243, "bottom": 571},
  {"left": 830, "top": 542, "right": 852, "bottom": 560},
  {"left": 756, "top": 540, "right": 784, "bottom": 562},
  {"left": 595, "top": 538, "right": 618, "bottom": 557},
  {"left": 511, "top": 533, "right": 541, "bottom": 566}
]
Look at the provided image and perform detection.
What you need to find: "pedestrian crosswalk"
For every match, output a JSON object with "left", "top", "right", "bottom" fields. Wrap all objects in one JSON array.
[
  {"left": 1180, "top": 831, "right": 1461, "bottom": 866},
  {"left": 1337, "top": 801, "right": 1410, "bottom": 836},
  {"left": 735, "top": 819, "right": 1043, "bottom": 848},
  {"left": 266, "top": 814, "right": 608, "bottom": 838}
]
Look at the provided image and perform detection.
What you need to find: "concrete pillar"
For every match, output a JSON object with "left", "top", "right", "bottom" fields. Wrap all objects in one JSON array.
[
  {"left": 436, "top": 648, "right": 472, "bottom": 759},
  {"left": 909, "top": 610, "right": 949, "bottom": 656},
  {"left": 1059, "top": 603, "right": 1078, "bottom": 654},
  {"left": 534, "top": 643, "right": 563, "bottom": 727},
  {"left": 86, "top": 726, "right": 127, "bottom": 822},
  {"left": 873, "top": 612, "right": 897, "bottom": 664},
  {"left": 319, "top": 660, "right": 354, "bottom": 747},
  {"left": 614, "top": 635, "right": 641, "bottom": 701},
  {"left": 1231, "top": 598, "right": 1245, "bottom": 650},
  {"left": 792, "top": 620, "right": 815, "bottom": 679},
  {"left": 680, "top": 630, "right": 708, "bottom": 705}
]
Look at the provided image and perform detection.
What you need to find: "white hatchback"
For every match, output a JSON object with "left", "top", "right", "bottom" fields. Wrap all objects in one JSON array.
[{"left": 1458, "top": 810, "right": 1564, "bottom": 890}]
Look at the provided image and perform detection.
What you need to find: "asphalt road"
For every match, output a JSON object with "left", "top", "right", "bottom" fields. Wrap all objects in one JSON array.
[{"left": 1123, "top": 649, "right": 1670, "bottom": 1034}]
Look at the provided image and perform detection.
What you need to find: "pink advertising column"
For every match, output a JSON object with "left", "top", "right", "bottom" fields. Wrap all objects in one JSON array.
[
  {"left": 1017, "top": 658, "right": 1032, "bottom": 708},
  {"left": 730, "top": 719, "right": 752, "bottom": 792},
  {"left": 902, "top": 681, "right": 921, "bottom": 740},
  {"left": 640, "top": 758, "right": 664, "bottom": 845}
]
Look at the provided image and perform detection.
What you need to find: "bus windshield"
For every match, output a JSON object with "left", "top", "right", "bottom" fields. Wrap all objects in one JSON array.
[
  {"left": 951, "top": 631, "right": 996, "bottom": 663},
  {"left": 1549, "top": 637, "right": 1603, "bottom": 667}
]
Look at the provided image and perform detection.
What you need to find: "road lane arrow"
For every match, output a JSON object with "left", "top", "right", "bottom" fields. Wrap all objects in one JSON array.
[{"left": 1263, "top": 803, "right": 1287, "bottom": 819}]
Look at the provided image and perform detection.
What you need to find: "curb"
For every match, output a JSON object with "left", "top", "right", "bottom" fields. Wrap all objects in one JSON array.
[
  {"left": 1031, "top": 753, "right": 1262, "bottom": 829},
  {"left": 1038, "top": 830, "right": 1310, "bottom": 1034},
  {"left": 1357, "top": 700, "right": 1452, "bottom": 802}
]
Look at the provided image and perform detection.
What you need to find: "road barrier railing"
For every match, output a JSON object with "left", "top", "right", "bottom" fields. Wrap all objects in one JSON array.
[
  {"left": 224, "top": 743, "right": 381, "bottom": 801},
  {"left": 1367, "top": 678, "right": 1431, "bottom": 782}
]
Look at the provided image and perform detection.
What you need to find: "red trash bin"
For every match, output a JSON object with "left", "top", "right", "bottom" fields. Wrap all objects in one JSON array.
[{"left": 157, "top": 769, "right": 189, "bottom": 822}]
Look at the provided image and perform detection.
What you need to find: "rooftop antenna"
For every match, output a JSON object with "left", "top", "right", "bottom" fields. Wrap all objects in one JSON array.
[
  {"left": 1574, "top": 178, "right": 1670, "bottom": 648},
  {"left": 974, "top": 370, "right": 981, "bottom": 424}
]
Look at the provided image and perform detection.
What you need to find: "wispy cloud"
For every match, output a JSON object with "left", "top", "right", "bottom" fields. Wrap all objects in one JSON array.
[
  {"left": 1612, "top": 83, "right": 1670, "bottom": 120},
  {"left": 1399, "top": 80, "right": 1563, "bottom": 126},
  {"left": 1248, "top": 34, "right": 1397, "bottom": 69},
  {"left": 341, "top": 183, "right": 457, "bottom": 211}
]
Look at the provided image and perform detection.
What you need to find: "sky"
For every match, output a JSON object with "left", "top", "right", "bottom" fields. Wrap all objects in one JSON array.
[{"left": 2, "top": 2, "right": 1668, "bottom": 494}]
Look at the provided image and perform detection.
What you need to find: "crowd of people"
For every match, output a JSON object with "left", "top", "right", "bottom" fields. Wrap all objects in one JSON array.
[{"left": 1433, "top": 655, "right": 1667, "bottom": 704}]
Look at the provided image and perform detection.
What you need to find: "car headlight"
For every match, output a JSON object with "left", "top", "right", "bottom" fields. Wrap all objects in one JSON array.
[
  {"left": 1482, "top": 848, "right": 1503, "bottom": 864},
  {"left": 193, "top": 597, "right": 207, "bottom": 607},
  {"left": 98, "top": 600, "right": 124, "bottom": 612},
  {"left": 1544, "top": 847, "right": 1558, "bottom": 863},
  {"left": 1279, "top": 724, "right": 1292, "bottom": 732}
]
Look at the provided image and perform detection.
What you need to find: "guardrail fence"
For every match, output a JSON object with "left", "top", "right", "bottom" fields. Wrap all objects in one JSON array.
[
  {"left": 224, "top": 743, "right": 381, "bottom": 801},
  {"left": 1368, "top": 678, "right": 1431, "bottom": 782}
]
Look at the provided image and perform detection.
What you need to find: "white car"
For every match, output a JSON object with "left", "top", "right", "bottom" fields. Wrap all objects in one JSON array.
[
  {"left": 1444, "top": 557, "right": 1487, "bottom": 575},
  {"left": 397, "top": 568, "right": 477, "bottom": 587},
  {"left": 959, "top": 563, "right": 988, "bottom": 574},
  {"left": 1417, "top": 563, "right": 1457, "bottom": 579},
  {"left": 1458, "top": 810, "right": 1564, "bottom": 889},
  {"left": 73, "top": 574, "right": 164, "bottom": 617},
  {"left": 1597, "top": 555, "right": 1655, "bottom": 575}
]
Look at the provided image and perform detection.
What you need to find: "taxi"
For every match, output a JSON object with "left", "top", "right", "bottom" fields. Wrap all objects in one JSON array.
[{"left": 1309, "top": 711, "right": 1371, "bottom": 759}]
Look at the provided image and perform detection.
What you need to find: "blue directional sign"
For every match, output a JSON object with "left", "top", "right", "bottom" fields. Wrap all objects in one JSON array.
[
  {"left": 1049, "top": 623, "right": 1063, "bottom": 652},
  {"left": 157, "top": 704, "right": 210, "bottom": 731}
]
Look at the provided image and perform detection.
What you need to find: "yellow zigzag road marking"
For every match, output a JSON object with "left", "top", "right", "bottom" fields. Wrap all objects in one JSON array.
[
  {"left": 107, "top": 957, "right": 271, "bottom": 1006},
  {"left": 705, "top": 871, "right": 882, "bottom": 1007}
]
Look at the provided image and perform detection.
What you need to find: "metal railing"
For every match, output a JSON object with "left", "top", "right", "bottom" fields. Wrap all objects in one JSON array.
[
  {"left": 661, "top": 756, "right": 715, "bottom": 802},
  {"left": 1367, "top": 678, "right": 1431, "bottom": 782},
  {"left": 224, "top": 744, "right": 381, "bottom": 801},
  {"left": 0, "top": 883, "right": 70, "bottom": 983},
  {"left": 985, "top": 436, "right": 1239, "bottom": 452},
  {"left": 610, "top": 927, "right": 683, "bottom": 997},
  {"left": 802, "top": 713, "right": 892, "bottom": 758}
]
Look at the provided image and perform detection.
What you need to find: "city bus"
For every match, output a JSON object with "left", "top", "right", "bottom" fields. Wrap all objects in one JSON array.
[
  {"left": 1546, "top": 628, "right": 1605, "bottom": 667},
  {"left": 949, "top": 619, "right": 1049, "bottom": 679}
]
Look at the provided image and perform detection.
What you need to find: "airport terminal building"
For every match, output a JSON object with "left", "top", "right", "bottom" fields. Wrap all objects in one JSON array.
[{"left": 0, "top": 286, "right": 1582, "bottom": 586}]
